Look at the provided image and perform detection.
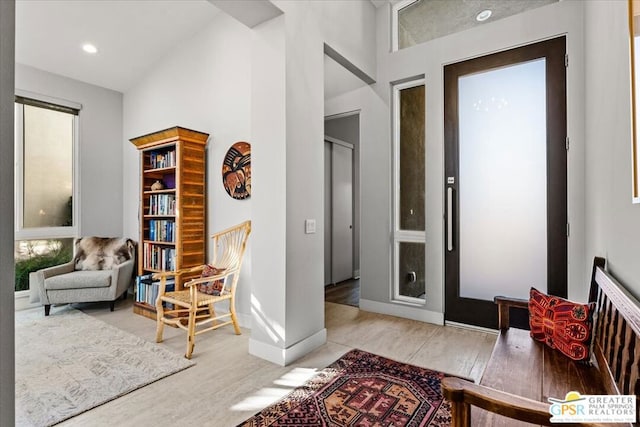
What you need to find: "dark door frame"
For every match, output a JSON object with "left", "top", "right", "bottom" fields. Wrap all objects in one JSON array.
[{"left": 444, "top": 36, "right": 567, "bottom": 329}]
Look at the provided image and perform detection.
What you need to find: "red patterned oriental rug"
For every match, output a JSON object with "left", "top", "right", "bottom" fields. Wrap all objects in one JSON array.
[{"left": 239, "top": 349, "right": 452, "bottom": 426}]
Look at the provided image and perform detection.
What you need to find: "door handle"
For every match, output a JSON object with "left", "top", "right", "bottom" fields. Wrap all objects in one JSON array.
[{"left": 447, "top": 187, "right": 454, "bottom": 251}]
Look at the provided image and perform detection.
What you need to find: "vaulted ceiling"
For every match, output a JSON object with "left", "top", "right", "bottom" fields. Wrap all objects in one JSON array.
[{"left": 16, "top": 0, "right": 220, "bottom": 92}]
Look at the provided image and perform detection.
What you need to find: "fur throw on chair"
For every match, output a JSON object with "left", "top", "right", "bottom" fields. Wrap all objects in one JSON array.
[{"left": 74, "top": 237, "right": 135, "bottom": 271}]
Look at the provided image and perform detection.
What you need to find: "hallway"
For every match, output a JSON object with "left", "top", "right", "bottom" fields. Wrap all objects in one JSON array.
[{"left": 324, "top": 278, "right": 359, "bottom": 307}]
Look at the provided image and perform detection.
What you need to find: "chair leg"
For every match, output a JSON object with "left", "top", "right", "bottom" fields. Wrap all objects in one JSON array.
[
  {"left": 156, "top": 303, "right": 165, "bottom": 343},
  {"left": 185, "top": 308, "right": 197, "bottom": 359},
  {"left": 44, "top": 305, "right": 51, "bottom": 316},
  {"left": 110, "top": 301, "right": 115, "bottom": 312},
  {"left": 208, "top": 303, "right": 216, "bottom": 324},
  {"left": 230, "top": 296, "right": 241, "bottom": 335}
]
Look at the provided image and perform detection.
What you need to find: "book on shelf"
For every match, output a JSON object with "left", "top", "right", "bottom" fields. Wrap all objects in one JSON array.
[
  {"left": 148, "top": 194, "right": 176, "bottom": 215},
  {"left": 143, "top": 242, "right": 176, "bottom": 270},
  {"left": 149, "top": 150, "right": 176, "bottom": 169},
  {"left": 135, "top": 273, "right": 175, "bottom": 309},
  {"left": 148, "top": 219, "right": 175, "bottom": 242}
]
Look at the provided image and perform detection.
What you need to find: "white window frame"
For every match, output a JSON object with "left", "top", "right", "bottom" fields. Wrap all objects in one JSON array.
[
  {"left": 391, "top": 0, "right": 420, "bottom": 52},
  {"left": 14, "top": 91, "right": 81, "bottom": 241},
  {"left": 392, "top": 78, "right": 426, "bottom": 304}
]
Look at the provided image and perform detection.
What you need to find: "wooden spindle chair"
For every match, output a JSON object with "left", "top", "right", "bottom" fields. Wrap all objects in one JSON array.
[{"left": 154, "top": 220, "right": 251, "bottom": 359}]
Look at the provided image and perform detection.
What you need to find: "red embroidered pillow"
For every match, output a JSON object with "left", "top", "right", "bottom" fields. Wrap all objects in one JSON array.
[
  {"left": 196, "top": 265, "right": 226, "bottom": 295},
  {"left": 529, "top": 287, "right": 595, "bottom": 361}
]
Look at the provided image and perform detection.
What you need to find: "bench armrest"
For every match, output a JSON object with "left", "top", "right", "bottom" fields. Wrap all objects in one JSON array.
[
  {"left": 442, "top": 376, "right": 553, "bottom": 426},
  {"left": 494, "top": 296, "right": 528, "bottom": 330},
  {"left": 442, "top": 377, "right": 616, "bottom": 427}
]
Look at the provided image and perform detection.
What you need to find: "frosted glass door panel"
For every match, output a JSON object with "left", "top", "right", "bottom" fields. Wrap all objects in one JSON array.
[{"left": 459, "top": 59, "right": 547, "bottom": 301}]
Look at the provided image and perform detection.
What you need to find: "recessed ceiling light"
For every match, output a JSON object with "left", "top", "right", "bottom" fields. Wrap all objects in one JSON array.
[
  {"left": 476, "top": 9, "right": 492, "bottom": 22},
  {"left": 82, "top": 43, "right": 98, "bottom": 54}
]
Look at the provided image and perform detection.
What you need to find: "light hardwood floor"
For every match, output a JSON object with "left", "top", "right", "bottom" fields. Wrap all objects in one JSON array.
[
  {"left": 54, "top": 298, "right": 496, "bottom": 426},
  {"left": 324, "top": 278, "right": 359, "bottom": 306}
]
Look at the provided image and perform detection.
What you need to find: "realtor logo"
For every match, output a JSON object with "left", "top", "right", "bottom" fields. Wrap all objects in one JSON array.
[{"left": 549, "top": 391, "right": 636, "bottom": 423}]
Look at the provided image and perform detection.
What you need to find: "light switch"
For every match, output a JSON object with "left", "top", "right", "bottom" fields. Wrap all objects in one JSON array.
[{"left": 305, "top": 219, "right": 316, "bottom": 234}]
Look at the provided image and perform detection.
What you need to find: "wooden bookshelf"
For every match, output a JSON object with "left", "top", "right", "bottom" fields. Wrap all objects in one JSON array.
[{"left": 130, "top": 126, "right": 208, "bottom": 320}]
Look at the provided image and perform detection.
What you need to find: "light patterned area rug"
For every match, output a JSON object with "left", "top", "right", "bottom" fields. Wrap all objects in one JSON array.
[{"left": 15, "top": 307, "right": 194, "bottom": 426}]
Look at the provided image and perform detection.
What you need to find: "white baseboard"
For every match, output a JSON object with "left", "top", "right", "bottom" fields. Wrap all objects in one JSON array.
[
  {"left": 445, "top": 321, "right": 498, "bottom": 335},
  {"left": 249, "top": 328, "right": 327, "bottom": 366},
  {"left": 237, "top": 311, "right": 252, "bottom": 330},
  {"left": 15, "top": 290, "right": 39, "bottom": 312},
  {"left": 359, "top": 299, "right": 444, "bottom": 325}
]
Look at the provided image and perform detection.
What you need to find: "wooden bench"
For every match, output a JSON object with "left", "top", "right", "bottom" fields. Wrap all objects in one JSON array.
[{"left": 442, "top": 257, "right": 640, "bottom": 426}]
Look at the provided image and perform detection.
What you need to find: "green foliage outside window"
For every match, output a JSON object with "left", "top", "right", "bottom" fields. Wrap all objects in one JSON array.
[{"left": 14, "top": 240, "right": 73, "bottom": 291}]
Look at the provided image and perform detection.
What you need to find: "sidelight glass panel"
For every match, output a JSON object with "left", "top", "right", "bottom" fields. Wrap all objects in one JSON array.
[
  {"left": 458, "top": 59, "right": 547, "bottom": 301},
  {"left": 398, "top": 242, "right": 425, "bottom": 299},
  {"left": 23, "top": 105, "right": 74, "bottom": 228},
  {"left": 393, "top": 79, "right": 426, "bottom": 303},
  {"left": 399, "top": 84, "right": 425, "bottom": 231}
]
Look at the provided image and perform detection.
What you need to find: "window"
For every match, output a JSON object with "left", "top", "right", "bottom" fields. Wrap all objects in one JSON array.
[
  {"left": 393, "top": 79, "right": 425, "bottom": 303},
  {"left": 14, "top": 95, "right": 79, "bottom": 291},
  {"left": 14, "top": 239, "right": 74, "bottom": 291},
  {"left": 391, "top": 0, "right": 421, "bottom": 52},
  {"left": 392, "top": 0, "right": 559, "bottom": 52}
]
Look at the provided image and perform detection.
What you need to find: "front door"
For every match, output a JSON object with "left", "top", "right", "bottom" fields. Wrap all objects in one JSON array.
[{"left": 444, "top": 37, "right": 567, "bottom": 329}]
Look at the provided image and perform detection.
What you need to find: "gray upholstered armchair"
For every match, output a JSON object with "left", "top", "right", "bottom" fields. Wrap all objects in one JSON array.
[{"left": 30, "top": 237, "right": 136, "bottom": 316}]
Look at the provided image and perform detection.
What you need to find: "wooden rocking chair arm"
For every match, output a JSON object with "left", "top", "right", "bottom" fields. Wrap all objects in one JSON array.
[
  {"left": 183, "top": 269, "right": 238, "bottom": 287},
  {"left": 152, "top": 266, "right": 207, "bottom": 281},
  {"left": 152, "top": 271, "right": 172, "bottom": 280}
]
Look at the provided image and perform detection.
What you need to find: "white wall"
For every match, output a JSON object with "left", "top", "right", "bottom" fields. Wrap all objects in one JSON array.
[
  {"left": 249, "top": 14, "right": 287, "bottom": 354},
  {"left": 122, "top": 12, "right": 253, "bottom": 320},
  {"left": 0, "top": 1, "right": 15, "bottom": 423},
  {"left": 15, "top": 64, "right": 124, "bottom": 238},
  {"left": 584, "top": 1, "right": 640, "bottom": 300},
  {"left": 247, "top": 0, "right": 377, "bottom": 365},
  {"left": 281, "top": 2, "right": 327, "bottom": 355},
  {"left": 361, "top": 0, "right": 588, "bottom": 323},
  {"left": 315, "top": 0, "right": 377, "bottom": 79}
]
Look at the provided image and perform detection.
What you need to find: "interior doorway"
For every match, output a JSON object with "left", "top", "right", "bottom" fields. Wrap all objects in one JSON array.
[
  {"left": 323, "top": 47, "right": 369, "bottom": 308},
  {"left": 324, "top": 113, "right": 360, "bottom": 307},
  {"left": 326, "top": 137, "right": 353, "bottom": 283}
]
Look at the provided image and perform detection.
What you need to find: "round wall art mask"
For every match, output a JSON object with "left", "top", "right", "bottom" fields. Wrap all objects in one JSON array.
[{"left": 222, "top": 141, "right": 251, "bottom": 200}]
